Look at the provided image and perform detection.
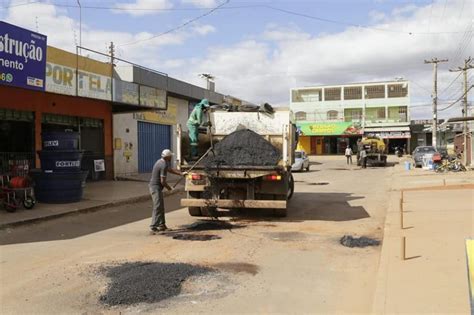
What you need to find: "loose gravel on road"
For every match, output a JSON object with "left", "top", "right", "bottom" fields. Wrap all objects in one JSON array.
[{"left": 99, "top": 262, "right": 214, "bottom": 306}]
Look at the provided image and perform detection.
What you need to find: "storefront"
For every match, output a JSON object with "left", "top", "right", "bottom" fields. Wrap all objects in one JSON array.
[
  {"left": 364, "top": 127, "right": 411, "bottom": 154},
  {"left": 297, "top": 122, "right": 363, "bottom": 155}
]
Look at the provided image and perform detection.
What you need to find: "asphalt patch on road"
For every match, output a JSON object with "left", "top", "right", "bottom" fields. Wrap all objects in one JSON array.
[
  {"left": 307, "top": 182, "right": 329, "bottom": 185},
  {"left": 171, "top": 234, "right": 221, "bottom": 241},
  {"left": 340, "top": 235, "right": 380, "bottom": 248},
  {"left": 203, "top": 129, "right": 281, "bottom": 168},
  {"left": 182, "top": 220, "right": 237, "bottom": 231},
  {"left": 99, "top": 262, "right": 214, "bottom": 306}
]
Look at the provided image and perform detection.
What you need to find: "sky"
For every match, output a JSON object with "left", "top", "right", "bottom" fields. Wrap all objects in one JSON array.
[{"left": 1, "top": 0, "right": 473, "bottom": 119}]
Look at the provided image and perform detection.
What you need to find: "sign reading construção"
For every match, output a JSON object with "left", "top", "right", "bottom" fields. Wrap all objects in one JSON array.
[{"left": 0, "top": 21, "right": 47, "bottom": 91}]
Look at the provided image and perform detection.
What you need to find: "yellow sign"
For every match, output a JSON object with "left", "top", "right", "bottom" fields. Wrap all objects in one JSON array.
[
  {"left": 133, "top": 100, "right": 177, "bottom": 125},
  {"left": 308, "top": 124, "right": 340, "bottom": 134}
]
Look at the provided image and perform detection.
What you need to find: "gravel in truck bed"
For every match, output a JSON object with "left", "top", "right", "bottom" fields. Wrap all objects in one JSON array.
[{"left": 203, "top": 129, "right": 281, "bottom": 168}]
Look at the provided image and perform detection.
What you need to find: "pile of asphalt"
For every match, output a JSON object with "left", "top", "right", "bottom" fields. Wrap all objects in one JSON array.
[
  {"left": 340, "top": 235, "right": 380, "bottom": 248},
  {"left": 183, "top": 220, "right": 235, "bottom": 231},
  {"left": 204, "top": 129, "right": 281, "bottom": 168},
  {"left": 99, "top": 262, "right": 213, "bottom": 306}
]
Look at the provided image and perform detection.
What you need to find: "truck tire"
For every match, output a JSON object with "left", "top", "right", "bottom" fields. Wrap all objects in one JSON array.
[
  {"left": 274, "top": 208, "right": 287, "bottom": 217},
  {"left": 287, "top": 173, "right": 294, "bottom": 200},
  {"left": 188, "top": 207, "right": 202, "bottom": 216}
]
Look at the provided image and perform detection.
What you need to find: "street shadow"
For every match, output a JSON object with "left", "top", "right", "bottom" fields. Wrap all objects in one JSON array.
[
  {"left": 226, "top": 192, "right": 368, "bottom": 222},
  {"left": 0, "top": 193, "right": 186, "bottom": 246}
]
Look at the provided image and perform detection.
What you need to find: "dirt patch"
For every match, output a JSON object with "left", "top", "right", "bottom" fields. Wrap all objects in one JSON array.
[
  {"left": 307, "top": 182, "right": 329, "bottom": 185},
  {"left": 340, "top": 235, "right": 380, "bottom": 248},
  {"left": 99, "top": 262, "right": 214, "bottom": 306},
  {"left": 265, "top": 231, "right": 307, "bottom": 242},
  {"left": 213, "top": 262, "right": 259, "bottom": 276},
  {"left": 171, "top": 234, "right": 221, "bottom": 241},
  {"left": 203, "top": 129, "right": 281, "bottom": 168}
]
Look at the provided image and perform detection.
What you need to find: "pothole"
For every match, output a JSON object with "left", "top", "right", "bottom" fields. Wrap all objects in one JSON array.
[
  {"left": 171, "top": 234, "right": 221, "bottom": 241},
  {"left": 307, "top": 182, "right": 329, "bottom": 185},
  {"left": 182, "top": 220, "right": 236, "bottom": 231},
  {"left": 213, "top": 263, "right": 259, "bottom": 276},
  {"left": 340, "top": 235, "right": 380, "bottom": 248},
  {"left": 265, "top": 231, "right": 307, "bottom": 242}
]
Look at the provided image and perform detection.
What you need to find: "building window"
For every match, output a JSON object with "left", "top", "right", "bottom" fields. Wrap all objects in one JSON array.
[
  {"left": 295, "top": 111, "right": 307, "bottom": 121},
  {"left": 327, "top": 110, "right": 338, "bottom": 120},
  {"left": 366, "top": 107, "right": 386, "bottom": 122},
  {"left": 388, "top": 83, "right": 408, "bottom": 98},
  {"left": 388, "top": 106, "right": 408, "bottom": 122},
  {"left": 292, "top": 89, "right": 322, "bottom": 102},
  {"left": 324, "top": 87, "right": 341, "bottom": 101},
  {"left": 364, "top": 85, "right": 385, "bottom": 99},
  {"left": 343, "top": 86, "right": 362, "bottom": 100},
  {"left": 344, "top": 108, "right": 362, "bottom": 122}
]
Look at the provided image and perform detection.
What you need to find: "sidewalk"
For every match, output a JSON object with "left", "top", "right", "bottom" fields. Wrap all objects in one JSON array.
[
  {"left": 372, "top": 163, "right": 474, "bottom": 313},
  {"left": 0, "top": 175, "right": 184, "bottom": 229}
]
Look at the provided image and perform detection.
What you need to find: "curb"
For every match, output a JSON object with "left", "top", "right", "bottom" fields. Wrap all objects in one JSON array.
[{"left": 0, "top": 186, "right": 185, "bottom": 230}]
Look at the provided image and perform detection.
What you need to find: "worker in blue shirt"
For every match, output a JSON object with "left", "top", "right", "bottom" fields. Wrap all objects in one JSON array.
[{"left": 187, "top": 99, "right": 210, "bottom": 158}]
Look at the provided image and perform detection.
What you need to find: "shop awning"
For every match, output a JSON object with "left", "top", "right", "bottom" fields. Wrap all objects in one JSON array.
[
  {"left": 364, "top": 126, "right": 410, "bottom": 132},
  {"left": 297, "top": 122, "right": 362, "bottom": 136},
  {"left": 364, "top": 126, "right": 411, "bottom": 139}
]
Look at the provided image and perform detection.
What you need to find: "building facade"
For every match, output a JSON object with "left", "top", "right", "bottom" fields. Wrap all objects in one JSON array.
[{"left": 290, "top": 80, "right": 411, "bottom": 154}]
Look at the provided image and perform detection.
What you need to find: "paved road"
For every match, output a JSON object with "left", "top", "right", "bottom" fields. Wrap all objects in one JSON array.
[{"left": 0, "top": 157, "right": 394, "bottom": 314}]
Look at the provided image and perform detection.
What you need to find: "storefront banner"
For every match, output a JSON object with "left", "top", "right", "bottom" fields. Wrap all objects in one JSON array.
[
  {"left": 298, "top": 122, "right": 362, "bottom": 136},
  {"left": 113, "top": 79, "right": 139, "bottom": 105},
  {"left": 46, "top": 62, "right": 111, "bottom": 100},
  {"left": 366, "top": 131, "right": 411, "bottom": 139},
  {"left": 133, "top": 102, "right": 177, "bottom": 125},
  {"left": 139, "top": 85, "right": 166, "bottom": 109},
  {"left": 0, "top": 21, "right": 47, "bottom": 91}
]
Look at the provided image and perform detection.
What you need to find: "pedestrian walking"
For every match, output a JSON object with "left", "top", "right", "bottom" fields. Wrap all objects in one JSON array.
[
  {"left": 360, "top": 148, "right": 367, "bottom": 168},
  {"left": 149, "top": 149, "right": 185, "bottom": 234},
  {"left": 344, "top": 146, "right": 353, "bottom": 165}
]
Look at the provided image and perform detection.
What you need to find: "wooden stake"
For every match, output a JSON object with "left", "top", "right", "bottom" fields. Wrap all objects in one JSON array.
[
  {"left": 402, "top": 236, "right": 406, "bottom": 261},
  {"left": 400, "top": 205, "right": 404, "bottom": 229}
]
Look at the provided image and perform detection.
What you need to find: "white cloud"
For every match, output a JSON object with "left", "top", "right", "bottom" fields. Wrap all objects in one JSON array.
[
  {"left": 192, "top": 24, "right": 216, "bottom": 36},
  {"left": 177, "top": 0, "right": 473, "bottom": 119},
  {"left": 114, "top": 0, "right": 173, "bottom": 17},
  {"left": 182, "top": 0, "right": 217, "bottom": 8}
]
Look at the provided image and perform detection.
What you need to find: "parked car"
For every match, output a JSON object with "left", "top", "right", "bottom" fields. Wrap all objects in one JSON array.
[
  {"left": 292, "top": 151, "right": 310, "bottom": 172},
  {"left": 412, "top": 146, "right": 437, "bottom": 167}
]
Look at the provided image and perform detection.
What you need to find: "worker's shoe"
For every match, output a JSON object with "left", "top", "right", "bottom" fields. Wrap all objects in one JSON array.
[{"left": 156, "top": 225, "right": 168, "bottom": 232}]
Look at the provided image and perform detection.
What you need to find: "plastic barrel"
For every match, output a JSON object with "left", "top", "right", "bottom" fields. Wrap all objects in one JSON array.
[
  {"left": 37, "top": 150, "right": 84, "bottom": 173},
  {"left": 42, "top": 132, "right": 80, "bottom": 151},
  {"left": 30, "top": 170, "right": 89, "bottom": 203},
  {"left": 404, "top": 161, "right": 411, "bottom": 171}
]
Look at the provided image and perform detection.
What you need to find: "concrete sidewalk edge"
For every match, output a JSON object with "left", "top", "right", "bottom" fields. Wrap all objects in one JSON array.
[{"left": 0, "top": 187, "right": 184, "bottom": 230}]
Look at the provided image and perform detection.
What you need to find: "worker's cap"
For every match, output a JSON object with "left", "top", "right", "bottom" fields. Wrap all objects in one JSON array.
[
  {"left": 201, "top": 99, "right": 210, "bottom": 107},
  {"left": 161, "top": 149, "right": 174, "bottom": 158}
]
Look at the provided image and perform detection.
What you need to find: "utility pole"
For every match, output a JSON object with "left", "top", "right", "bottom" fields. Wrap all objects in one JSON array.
[
  {"left": 77, "top": 0, "right": 82, "bottom": 55},
  {"left": 450, "top": 57, "right": 473, "bottom": 165},
  {"left": 109, "top": 42, "right": 115, "bottom": 102},
  {"left": 424, "top": 58, "right": 448, "bottom": 148}
]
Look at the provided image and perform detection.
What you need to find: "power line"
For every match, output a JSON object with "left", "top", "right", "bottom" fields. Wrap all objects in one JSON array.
[
  {"left": 118, "top": 0, "right": 230, "bottom": 47},
  {"left": 438, "top": 84, "right": 474, "bottom": 112}
]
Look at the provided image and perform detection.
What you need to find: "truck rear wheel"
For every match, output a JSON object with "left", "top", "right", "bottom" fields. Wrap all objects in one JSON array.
[
  {"left": 287, "top": 174, "right": 294, "bottom": 200},
  {"left": 188, "top": 207, "right": 202, "bottom": 216}
]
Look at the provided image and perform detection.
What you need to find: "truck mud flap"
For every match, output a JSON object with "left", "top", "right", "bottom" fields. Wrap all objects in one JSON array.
[{"left": 181, "top": 199, "right": 287, "bottom": 209}]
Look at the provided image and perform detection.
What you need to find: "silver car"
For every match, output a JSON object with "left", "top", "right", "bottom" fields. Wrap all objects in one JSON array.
[
  {"left": 412, "top": 146, "right": 437, "bottom": 167},
  {"left": 292, "top": 151, "right": 310, "bottom": 172}
]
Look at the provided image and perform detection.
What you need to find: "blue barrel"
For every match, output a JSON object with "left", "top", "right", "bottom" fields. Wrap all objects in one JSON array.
[
  {"left": 37, "top": 150, "right": 84, "bottom": 172},
  {"left": 42, "top": 132, "right": 80, "bottom": 151},
  {"left": 30, "top": 170, "right": 89, "bottom": 203},
  {"left": 404, "top": 161, "right": 411, "bottom": 171}
]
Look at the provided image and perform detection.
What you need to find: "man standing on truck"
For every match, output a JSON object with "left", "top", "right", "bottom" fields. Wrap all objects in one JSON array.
[
  {"left": 187, "top": 99, "right": 210, "bottom": 159},
  {"left": 149, "top": 149, "right": 185, "bottom": 233}
]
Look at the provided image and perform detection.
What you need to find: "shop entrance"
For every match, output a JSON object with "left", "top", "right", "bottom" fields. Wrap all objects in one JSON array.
[
  {"left": 310, "top": 137, "right": 324, "bottom": 155},
  {"left": 387, "top": 138, "right": 410, "bottom": 154},
  {"left": 0, "top": 109, "right": 35, "bottom": 174}
]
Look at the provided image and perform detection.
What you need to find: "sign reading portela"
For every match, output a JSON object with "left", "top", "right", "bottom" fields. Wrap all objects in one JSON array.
[{"left": 0, "top": 21, "right": 47, "bottom": 91}]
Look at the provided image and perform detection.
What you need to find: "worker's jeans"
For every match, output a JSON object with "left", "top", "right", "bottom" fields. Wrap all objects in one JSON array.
[
  {"left": 149, "top": 186, "right": 165, "bottom": 229},
  {"left": 346, "top": 155, "right": 352, "bottom": 165}
]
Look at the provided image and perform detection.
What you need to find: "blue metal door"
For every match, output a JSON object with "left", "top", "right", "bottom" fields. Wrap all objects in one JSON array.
[{"left": 138, "top": 122, "right": 171, "bottom": 173}]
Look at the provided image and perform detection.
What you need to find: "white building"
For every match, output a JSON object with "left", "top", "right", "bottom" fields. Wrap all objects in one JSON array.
[{"left": 290, "top": 80, "right": 410, "bottom": 154}]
